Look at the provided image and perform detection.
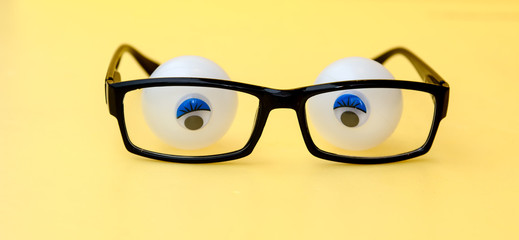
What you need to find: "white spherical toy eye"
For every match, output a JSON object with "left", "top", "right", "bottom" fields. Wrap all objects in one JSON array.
[
  {"left": 307, "top": 57, "right": 403, "bottom": 151},
  {"left": 150, "top": 55, "right": 231, "bottom": 80},
  {"left": 141, "top": 56, "right": 237, "bottom": 150}
]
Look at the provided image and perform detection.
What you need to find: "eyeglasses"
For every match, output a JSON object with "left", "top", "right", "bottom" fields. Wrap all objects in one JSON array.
[{"left": 105, "top": 44, "right": 449, "bottom": 164}]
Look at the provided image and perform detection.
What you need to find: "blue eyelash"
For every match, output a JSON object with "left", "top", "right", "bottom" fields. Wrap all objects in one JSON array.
[
  {"left": 176, "top": 98, "right": 211, "bottom": 118},
  {"left": 333, "top": 94, "right": 367, "bottom": 113}
]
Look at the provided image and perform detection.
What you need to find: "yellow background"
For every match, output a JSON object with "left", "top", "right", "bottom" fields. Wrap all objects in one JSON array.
[{"left": 1, "top": 0, "right": 519, "bottom": 239}]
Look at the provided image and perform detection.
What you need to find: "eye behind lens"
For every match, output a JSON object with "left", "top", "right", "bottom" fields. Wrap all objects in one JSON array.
[
  {"left": 306, "top": 88, "right": 403, "bottom": 152},
  {"left": 176, "top": 97, "right": 212, "bottom": 131},
  {"left": 333, "top": 92, "right": 369, "bottom": 128},
  {"left": 140, "top": 86, "right": 240, "bottom": 151}
]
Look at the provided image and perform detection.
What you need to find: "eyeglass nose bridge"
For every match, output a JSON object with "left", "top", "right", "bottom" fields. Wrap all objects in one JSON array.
[{"left": 262, "top": 88, "right": 302, "bottom": 110}]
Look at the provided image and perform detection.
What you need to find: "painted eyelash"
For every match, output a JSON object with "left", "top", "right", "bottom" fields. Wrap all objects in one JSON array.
[
  {"left": 333, "top": 95, "right": 367, "bottom": 113},
  {"left": 177, "top": 98, "right": 211, "bottom": 118}
]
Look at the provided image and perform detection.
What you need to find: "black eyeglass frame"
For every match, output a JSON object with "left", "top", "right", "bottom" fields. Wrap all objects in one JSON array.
[{"left": 105, "top": 45, "right": 449, "bottom": 164}]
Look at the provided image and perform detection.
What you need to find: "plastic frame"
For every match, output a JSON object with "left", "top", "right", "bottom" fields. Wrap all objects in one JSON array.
[{"left": 105, "top": 44, "right": 449, "bottom": 164}]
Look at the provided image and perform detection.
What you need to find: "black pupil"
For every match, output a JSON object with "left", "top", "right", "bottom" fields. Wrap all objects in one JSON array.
[
  {"left": 184, "top": 116, "right": 204, "bottom": 130},
  {"left": 341, "top": 111, "right": 359, "bottom": 127}
]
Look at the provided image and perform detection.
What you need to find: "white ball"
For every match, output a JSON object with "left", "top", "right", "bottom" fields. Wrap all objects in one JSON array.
[
  {"left": 141, "top": 56, "right": 238, "bottom": 150},
  {"left": 307, "top": 57, "right": 402, "bottom": 151},
  {"left": 151, "top": 56, "right": 231, "bottom": 80}
]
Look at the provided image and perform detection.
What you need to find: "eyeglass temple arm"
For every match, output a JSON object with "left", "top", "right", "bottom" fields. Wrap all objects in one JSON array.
[
  {"left": 105, "top": 44, "right": 160, "bottom": 84},
  {"left": 375, "top": 47, "right": 449, "bottom": 119},
  {"left": 374, "top": 47, "right": 449, "bottom": 88}
]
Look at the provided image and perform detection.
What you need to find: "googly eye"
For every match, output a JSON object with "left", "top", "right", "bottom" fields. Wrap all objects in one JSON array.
[
  {"left": 333, "top": 93, "right": 369, "bottom": 128},
  {"left": 176, "top": 97, "right": 212, "bottom": 130}
]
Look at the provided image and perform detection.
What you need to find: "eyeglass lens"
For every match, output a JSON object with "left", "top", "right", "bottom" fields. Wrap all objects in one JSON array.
[
  {"left": 306, "top": 88, "right": 435, "bottom": 157},
  {"left": 124, "top": 86, "right": 260, "bottom": 156}
]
